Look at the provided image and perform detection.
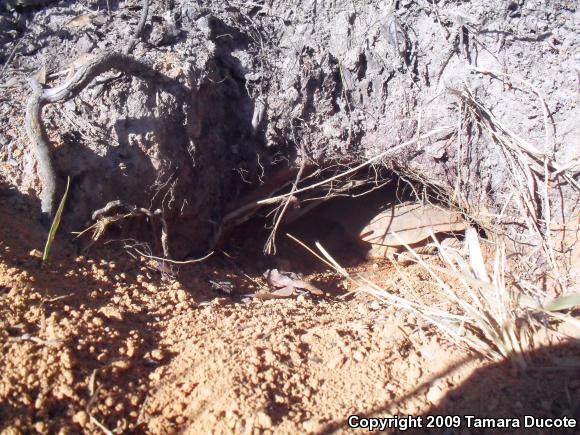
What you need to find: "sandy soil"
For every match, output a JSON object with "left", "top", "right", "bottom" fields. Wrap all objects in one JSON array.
[{"left": 0, "top": 192, "right": 578, "bottom": 434}]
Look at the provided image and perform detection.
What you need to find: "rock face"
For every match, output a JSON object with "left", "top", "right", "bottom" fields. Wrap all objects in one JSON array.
[{"left": 0, "top": 1, "right": 578, "bottom": 269}]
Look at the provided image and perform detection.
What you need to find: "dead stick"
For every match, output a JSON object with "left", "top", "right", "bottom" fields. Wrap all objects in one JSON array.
[
  {"left": 124, "top": 0, "right": 149, "bottom": 55},
  {"left": 133, "top": 248, "right": 214, "bottom": 264},
  {"left": 264, "top": 143, "right": 307, "bottom": 254},
  {"left": 94, "top": 0, "right": 150, "bottom": 85}
]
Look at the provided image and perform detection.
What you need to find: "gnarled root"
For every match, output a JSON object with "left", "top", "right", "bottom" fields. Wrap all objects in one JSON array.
[{"left": 24, "top": 52, "right": 173, "bottom": 219}]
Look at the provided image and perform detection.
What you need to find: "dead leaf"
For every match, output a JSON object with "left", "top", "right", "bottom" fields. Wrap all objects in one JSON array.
[
  {"left": 66, "top": 13, "right": 95, "bottom": 29},
  {"left": 264, "top": 268, "right": 297, "bottom": 288},
  {"left": 264, "top": 269, "right": 323, "bottom": 296},
  {"left": 271, "top": 286, "right": 297, "bottom": 297},
  {"left": 252, "top": 287, "right": 298, "bottom": 300}
]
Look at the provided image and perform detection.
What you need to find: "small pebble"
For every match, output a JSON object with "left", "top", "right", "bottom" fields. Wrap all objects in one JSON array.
[
  {"left": 91, "top": 316, "right": 104, "bottom": 327},
  {"left": 150, "top": 349, "right": 164, "bottom": 361},
  {"left": 303, "top": 418, "right": 323, "bottom": 433},
  {"left": 112, "top": 359, "right": 131, "bottom": 370},
  {"left": 257, "top": 410, "right": 273, "bottom": 428},
  {"left": 327, "top": 355, "right": 345, "bottom": 369},
  {"left": 72, "top": 410, "right": 88, "bottom": 427},
  {"left": 353, "top": 350, "right": 364, "bottom": 362},
  {"left": 176, "top": 289, "right": 188, "bottom": 302},
  {"left": 357, "top": 304, "right": 370, "bottom": 315}
]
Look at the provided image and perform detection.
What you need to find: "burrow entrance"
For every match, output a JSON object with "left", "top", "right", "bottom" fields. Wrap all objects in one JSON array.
[{"left": 216, "top": 166, "right": 475, "bottom": 279}]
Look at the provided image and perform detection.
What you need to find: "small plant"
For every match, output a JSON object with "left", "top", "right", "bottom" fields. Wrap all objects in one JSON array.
[{"left": 42, "top": 177, "right": 70, "bottom": 263}]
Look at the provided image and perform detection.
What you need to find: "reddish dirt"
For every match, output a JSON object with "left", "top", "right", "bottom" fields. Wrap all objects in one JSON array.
[{"left": 0, "top": 194, "right": 578, "bottom": 434}]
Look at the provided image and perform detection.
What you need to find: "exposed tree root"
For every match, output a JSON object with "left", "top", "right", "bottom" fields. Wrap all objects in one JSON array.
[{"left": 25, "top": 52, "right": 177, "bottom": 220}]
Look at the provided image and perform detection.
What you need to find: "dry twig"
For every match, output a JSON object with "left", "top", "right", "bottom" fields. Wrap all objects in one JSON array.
[{"left": 257, "top": 127, "right": 454, "bottom": 206}]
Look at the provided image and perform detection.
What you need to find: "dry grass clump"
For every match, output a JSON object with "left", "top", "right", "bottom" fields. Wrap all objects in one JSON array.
[
  {"left": 290, "top": 228, "right": 579, "bottom": 369},
  {"left": 364, "top": 229, "right": 579, "bottom": 368}
]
